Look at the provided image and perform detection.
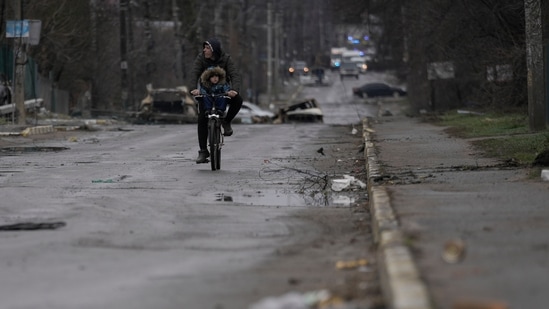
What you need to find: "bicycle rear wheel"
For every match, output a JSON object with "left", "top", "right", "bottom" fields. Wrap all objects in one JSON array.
[{"left": 208, "top": 119, "right": 221, "bottom": 170}]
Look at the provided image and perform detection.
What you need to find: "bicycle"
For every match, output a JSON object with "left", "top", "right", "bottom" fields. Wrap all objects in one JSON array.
[{"left": 194, "top": 93, "right": 230, "bottom": 171}]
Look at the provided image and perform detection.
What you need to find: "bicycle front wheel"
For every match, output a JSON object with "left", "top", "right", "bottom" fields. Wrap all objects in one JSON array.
[{"left": 208, "top": 119, "right": 221, "bottom": 171}]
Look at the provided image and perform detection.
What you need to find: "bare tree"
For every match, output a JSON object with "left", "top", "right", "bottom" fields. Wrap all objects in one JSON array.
[
  {"left": 4, "top": 0, "right": 336, "bottom": 114},
  {"left": 22, "top": 1, "right": 95, "bottom": 113},
  {"left": 525, "top": 0, "right": 546, "bottom": 131},
  {"left": 380, "top": 0, "right": 529, "bottom": 114}
]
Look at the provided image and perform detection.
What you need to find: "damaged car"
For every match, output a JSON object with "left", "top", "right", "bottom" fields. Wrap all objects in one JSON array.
[
  {"left": 136, "top": 84, "right": 198, "bottom": 123},
  {"left": 235, "top": 101, "right": 276, "bottom": 124},
  {"left": 274, "top": 98, "right": 323, "bottom": 123}
]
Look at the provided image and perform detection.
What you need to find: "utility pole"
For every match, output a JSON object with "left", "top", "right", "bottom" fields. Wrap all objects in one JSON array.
[
  {"left": 544, "top": 0, "right": 549, "bottom": 125},
  {"left": 119, "top": 0, "right": 129, "bottom": 111},
  {"left": 266, "top": 2, "right": 273, "bottom": 105},
  {"left": 524, "top": 0, "right": 546, "bottom": 131},
  {"left": 273, "top": 9, "right": 280, "bottom": 101},
  {"left": 90, "top": 0, "right": 98, "bottom": 115},
  {"left": 172, "top": 0, "right": 183, "bottom": 85},
  {"left": 127, "top": 1, "right": 135, "bottom": 111},
  {"left": 13, "top": 0, "right": 26, "bottom": 124},
  {"left": 143, "top": 1, "right": 154, "bottom": 83}
]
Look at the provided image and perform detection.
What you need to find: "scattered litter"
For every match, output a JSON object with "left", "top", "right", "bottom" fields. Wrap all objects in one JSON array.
[
  {"left": 541, "top": 169, "right": 549, "bottom": 181},
  {"left": 0, "top": 221, "right": 66, "bottom": 231},
  {"left": 335, "top": 259, "right": 368, "bottom": 270},
  {"left": 381, "top": 109, "right": 393, "bottom": 116},
  {"left": 332, "top": 195, "right": 355, "bottom": 206},
  {"left": 83, "top": 137, "right": 100, "bottom": 144},
  {"left": 453, "top": 299, "right": 508, "bottom": 309},
  {"left": 331, "top": 175, "right": 366, "bottom": 192},
  {"left": 215, "top": 193, "right": 233, "bottom": 202},
  {"left": 249, "top": 290, "right": 333, "bottom": 309},
  {"left": 92, "top": 179, "right": 115, "bottom": 183},
  {"left": 457, "top": 110, "right": 485, "bottom": 115},
  {"left": 442, "top": 238, "right": 466, "bottom": 263},
  {"left": 351, "top": 127, "right": 358, "bottom": 135}
]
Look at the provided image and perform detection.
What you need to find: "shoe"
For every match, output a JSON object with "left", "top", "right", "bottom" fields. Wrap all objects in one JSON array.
[
  {"left": 196, "top": 150, "right": 209, "bottom": 164},
  {"left": 222, "top": 121, "right": 233, "bottom": 136}
]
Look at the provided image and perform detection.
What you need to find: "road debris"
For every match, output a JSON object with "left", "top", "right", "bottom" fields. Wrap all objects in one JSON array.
[
  {"left": 91, "top": 179, "right": 115, "bottom": 183},
  {"left": 442, "top": 238, "right": 466, "bottom": 263},
  {"left": 0, "top": 221, "right": 66, "bottom": 231},
  {"left": 453, "top": 299, "right": 508, "bottom": 309},
  {"left": 541, "top": 169, "right": 549, "bottom": 181},
  {"left": 331, "top": 175, "right": 366, "bottom": 192},
  {"left": 335, "top": 258, "right": 368, "bottom": 270},
  {"left": 248, "top": 289, "right": 346, "bottom": 309}
]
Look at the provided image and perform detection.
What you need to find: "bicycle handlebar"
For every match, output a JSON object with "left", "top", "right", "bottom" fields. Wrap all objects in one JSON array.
[{"left": 194, "top": 93, "right": 230, "bottom": 99}]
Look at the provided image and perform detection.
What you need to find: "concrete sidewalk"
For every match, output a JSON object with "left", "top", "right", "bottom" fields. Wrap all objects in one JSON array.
[{"left": 364, "top": 101, "right": 549, "bottom": 309}]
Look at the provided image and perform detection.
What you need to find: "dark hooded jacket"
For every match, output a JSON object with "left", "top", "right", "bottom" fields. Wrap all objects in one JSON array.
[
  {"left": 198, "top": 66, "right": 231, "bottom": 95},
  {"left": 190, "top": 38, "right": 242, "bottom": 93}
]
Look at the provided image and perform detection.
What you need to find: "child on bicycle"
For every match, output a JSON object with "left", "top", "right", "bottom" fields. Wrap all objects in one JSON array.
[
  {"left": 193, "top": 66, "right": 234, "bottom": 164},
  {"left": 198, "top": 66, "right": 231, "bottom": 112}
]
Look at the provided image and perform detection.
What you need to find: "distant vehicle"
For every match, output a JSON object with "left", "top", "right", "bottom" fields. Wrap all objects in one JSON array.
[
  {"left": 342, "top": 50, "right": 363, "bottom": 63},
  {"left": 339, "top": 62, "right": 360, "bottom": 80},
  {"left": 288, "top": 61, "right": 309, "bottom": 77},
  {"left": 350, "top": 56, "right": 368, "bottom": 73},
  {"left": 352, "top": 82, "right": 407, "bottom": 98},
  {"left": 330, "top": 47, "right": 347, "bottom": 71},
  {"left": 235, "top": 101, "right": 275, "bottom": 123}
]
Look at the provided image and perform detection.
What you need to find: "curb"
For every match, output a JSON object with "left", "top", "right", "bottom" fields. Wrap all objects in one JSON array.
[
  {"left": 20, "top": 125, "right": 55, "bottom": 137},
  {"left": 0, "top": 125, "right": 82, "bottom": 137},
  {"left": 363, "top": 117, "right": 433, "bottom": 309}
]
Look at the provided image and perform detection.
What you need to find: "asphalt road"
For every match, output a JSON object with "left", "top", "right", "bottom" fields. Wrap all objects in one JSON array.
[{"left": 0, "top": 71, "right": 400, "bottom": 308}]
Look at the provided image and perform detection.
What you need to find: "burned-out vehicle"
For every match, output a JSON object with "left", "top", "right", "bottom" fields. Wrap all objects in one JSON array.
[
  {"left": 136, "top": 84, "right": 198, "bottom": 123},
  {"left": 274, "top": 98, "right": 324, "bottom": 123}
]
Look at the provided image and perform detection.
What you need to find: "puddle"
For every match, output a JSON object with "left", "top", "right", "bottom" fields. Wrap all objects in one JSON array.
[
  {"left": 211, "top": 189, "right": 356, "bottom": 207},
  {"left": 0, "top": 146, "right": 70, "bottom": 156}
]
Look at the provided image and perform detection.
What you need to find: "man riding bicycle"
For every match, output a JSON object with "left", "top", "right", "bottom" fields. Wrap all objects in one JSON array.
[{"left": 189, "top": 38, "right": 243, "bottom": 164}]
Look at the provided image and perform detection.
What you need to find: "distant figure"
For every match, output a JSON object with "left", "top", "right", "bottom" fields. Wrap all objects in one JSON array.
[{"left": 0, "top": 74, "right": 11, "bottom": 107}]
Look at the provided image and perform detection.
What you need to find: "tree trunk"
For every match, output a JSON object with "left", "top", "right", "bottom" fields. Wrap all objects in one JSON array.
[{"left": 525, "top": 0, "right": 546, "bottom": 131}]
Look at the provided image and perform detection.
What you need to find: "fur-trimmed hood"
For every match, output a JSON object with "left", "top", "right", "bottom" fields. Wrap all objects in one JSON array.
[{"left": 200, "top": 66, "right": 227, "bottom": 88}]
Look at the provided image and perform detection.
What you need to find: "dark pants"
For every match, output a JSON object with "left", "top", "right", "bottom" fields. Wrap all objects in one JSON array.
[{"left": 197, "top": 94, "right": 243, "bottom": 150}]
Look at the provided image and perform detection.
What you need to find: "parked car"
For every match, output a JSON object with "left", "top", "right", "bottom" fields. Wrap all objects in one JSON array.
[
  {"left": 288, "top": 61, "right": 309, "bottom": 77},
  {"left": 339, "top": 61, "right": 359, "bottom": 79},
  {"left": 235, "top": 101, "right": 275, "bottom": 123},
  {"left": 352, "top": 82, "right": 407, "bottom": 98}
]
